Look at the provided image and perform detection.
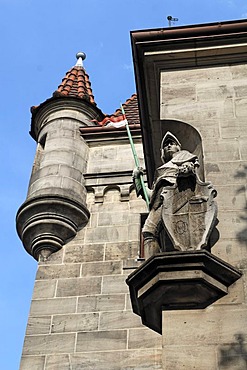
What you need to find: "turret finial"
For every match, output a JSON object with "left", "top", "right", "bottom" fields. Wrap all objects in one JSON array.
[{"left": 76, "top": 52, "right": 86, "bottom": 67}]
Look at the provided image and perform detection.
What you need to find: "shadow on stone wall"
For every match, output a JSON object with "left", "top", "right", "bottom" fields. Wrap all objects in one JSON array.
[
  {"left": 218, "top": 333, "right": 247, "bottom": 369},
  {"left": 234, "top": 165, "right": 247, "bottom": 244}
]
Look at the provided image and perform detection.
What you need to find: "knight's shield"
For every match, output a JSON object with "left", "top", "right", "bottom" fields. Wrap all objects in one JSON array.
[{"left": 161, "top": 176, "right": 217, "bottom": 251}]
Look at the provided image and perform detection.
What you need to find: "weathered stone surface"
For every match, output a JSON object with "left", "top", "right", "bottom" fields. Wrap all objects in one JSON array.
[
  {"left": 56, "top": 277, "right": 102, "bottom": 297},
  {"left": 30, "top": 297, "right": 77, "bottom": 316},
  {"left": 26, "top": 316, "right": 51, "bottom": 335},
  {"left": 20, "top": 355, "right": 45, "bottom": 370},
  {"left": 213, "top": 185, "right": 246, "bottom": 211},
  {"left": 217, "top": 211, "right": 247, "bottom": 240},
  {"left": 162, "top": 345, "right": 217, "bottom": 370},
  {"left": 45, "top": 354, "right": 71, "bottom": 370},
  {"left": 162, "top": 307, "right": 247, "bottom": 345},
  {"left": 76, "top": 330, "right": 127, "bottom": 352},
  {"left": 102, "top": 275, "right": 129, "bottom": 294},
  {"left": 63, "top": 243, "right": 104, "bottom": 263},
  {"left": 105, "top": 241, "right": 139, "bottom": 261},
  {"left": 70, "top": 349, "right": 162, "bottom": 369},
  {"left": 77, "top": 294, "right": 126, "bottom": 312},
  {"left": 51, "top": 313, "right": 98, "bottom": 333},
  {"left": 128, "top": 328, "right": 162, "bottom": 349},
  {"left": 99, "top": 310, "right": 142, "bottom": 330},
  {"left": 36, "top": 264, "right": 80, "bottom": 280},
  {"left": 22, "top": 333, "right": 75, "bottom": 355},
  {"left": 85, "top": 225, "right": 129, "bottom": 243},
  {"left": 80, "top": 261, "right": 122, "bottom": 276},
  {"left": 32, "top": 280, "right": 57, "bottom": 299},
  {"left": 203, "top": 139, "right": 240, "bottom": 162},
  {"left": 205, "top": 162, "right": 247, "bottom": 186}
]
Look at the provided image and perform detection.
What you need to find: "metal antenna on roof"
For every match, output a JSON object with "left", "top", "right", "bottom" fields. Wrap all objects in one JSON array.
[
  {"left": 76, "top": 52, "right": 86, "bottom": 67},
  {"left": 167, "top": 15, "right": 178, "bottom": 27}
]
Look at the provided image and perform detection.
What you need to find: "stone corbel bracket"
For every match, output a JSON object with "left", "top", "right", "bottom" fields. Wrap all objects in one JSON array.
[{"left": 126, "top": 250, "right": 242, "bottom": 334}]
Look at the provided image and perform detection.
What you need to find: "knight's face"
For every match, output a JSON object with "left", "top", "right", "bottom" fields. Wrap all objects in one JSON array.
[{"left": 163, "top": 140, "right": 180, "bottom": 161}]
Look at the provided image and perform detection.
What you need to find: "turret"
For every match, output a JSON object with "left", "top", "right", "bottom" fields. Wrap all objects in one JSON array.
[{"left": 16, "top": 53, "right": 104, "bottom": 260}]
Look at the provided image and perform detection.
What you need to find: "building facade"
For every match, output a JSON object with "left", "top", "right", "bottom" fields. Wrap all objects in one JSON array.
[{"left": 17, "top": 20, "right": 247, "bottom": 370}]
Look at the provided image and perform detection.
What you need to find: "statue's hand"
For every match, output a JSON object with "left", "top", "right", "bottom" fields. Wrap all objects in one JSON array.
[
  {"left": 178, "top": 162, "right": 195, "bottom": 176},
  {"left": 132, "top": 167, "right": 144, "bottom": 179}
]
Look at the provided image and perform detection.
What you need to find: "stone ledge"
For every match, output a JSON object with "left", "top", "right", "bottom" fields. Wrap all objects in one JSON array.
[{"left": 126, "top": 250, "right": 242, "bottom": 334}]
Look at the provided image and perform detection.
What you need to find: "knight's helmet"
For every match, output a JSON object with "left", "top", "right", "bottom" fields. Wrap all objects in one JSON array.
[{"left": 160, "top": 131, "right": 181, "bottom": 163}]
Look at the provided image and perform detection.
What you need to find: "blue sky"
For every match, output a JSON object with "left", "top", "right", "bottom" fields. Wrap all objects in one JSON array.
[{"left": 1, "top": 0, "right": 247, "bottom": 368}]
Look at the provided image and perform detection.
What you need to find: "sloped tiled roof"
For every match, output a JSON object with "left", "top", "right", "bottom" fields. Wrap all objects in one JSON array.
[
  {"left": 107, "top": 93, "right": 140, "bottom": 125},
  {"left": 53, "top": 65, "right": 96, "bottom": 105}
]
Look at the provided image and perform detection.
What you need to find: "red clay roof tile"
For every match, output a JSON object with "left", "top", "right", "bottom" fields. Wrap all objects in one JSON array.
[
  {"left": 53, "top": 65, "right": 96, "bottom": 105},
  {"left": 104, "top": 93, "right": 140, "bottom": 125}
]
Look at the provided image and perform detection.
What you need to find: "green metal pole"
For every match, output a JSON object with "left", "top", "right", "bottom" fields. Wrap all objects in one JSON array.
[{"left": 121, "top": 104, "right": 150, "bottom": 209}]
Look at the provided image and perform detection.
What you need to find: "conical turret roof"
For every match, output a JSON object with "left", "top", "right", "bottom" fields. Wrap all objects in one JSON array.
[{"left": 53, "top": 52, "right": 96, "bottom": 105}]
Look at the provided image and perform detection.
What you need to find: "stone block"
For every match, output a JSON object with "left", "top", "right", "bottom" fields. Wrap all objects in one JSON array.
[
  {"left": 235, "top": 98, "right": 247, "bottom": 118},
  {"left": 163, "top": 309, "right": 220, "bottom": 346},
  {"left": 205, "top": 162, "right": 247, "bottom": 186},
  {"left": 203, "top": 139, "right": 240, "bottom": 162},
  {"left": 36, "top": 264, "right": 80, "bottom": 280},
  {"left": 81, "top": 261, "right": 122, "bottom": 276},
  {"left": 128, "top": 328, "right": 162, "bottom": 349},
  {"left": 63, "top": 244, "right": 104, "bottom": 263},
  {"left": 40, "top": 150, "right": 75, "bottom": 167},
  {"left": 221, "top": 118, "right": 247, "bottom": 139},
  {"left": 32, "top": 280, "right": 57, "bottom": 299},
  {"left": 71, "top": 349, "right": 162, "bottom": 369},
  {"left": 162, "top": 307, "right": 247, "bottom": 346},
  {"left": 196, "top": 84, "right": 234, "bottom": 102},
  {"left": 28, "top": 176, "right": 62, "bottom": 196},
  {"left": 76, "top": 330, "right": 127, "bottom": 352},
  {"left": 239, "top": 140, "right": 247, "bottom": 160},
  {"left": 56, "top": 277, "right": 102, "bottom": 297},
  {"left": 20, "top": 356, "right": 45, "bottom": 370},
  {"left": 102, "top": 275, "right": 129, "bottom": 294},
  {"left": 90, "top": 201, "right": 129, "bottom": 213},
  {"left": 234, "top": 85, "right": 247, "bottom": 98},
  {"left": 85, "top": 225, "right": 129, "bottom": 243},
  {"left": 161, "top": 65, "right": 232, "bottom": 85},
  {"left": 26, "top": 316, "right": 51, "bottom": 335},
  {"left": 214, "top": 185, "right": 246, "bottom": 211},
  {"left": 217, "top": 210, "right": 247, "bottom": 240},
  {"left": 161, "top": 86, "right": 196, "bottom": 105},
  {"left": 212, "top": 239, "right": 247, "bottom": 269},
  {"left": 161, "top": 101, "right": 222, "bottom": 126},
  {"left": 30, "top": 297, "right": 77, "bottom": 316},
  {"left": 51, "top": 313, "right": 99, "bottom": 333},
  {"left": 105, "top": 241, "right": 139, "bottom": 261},
  {"left": 45, "top": 354, "right": 71, "bottom": 370},
  {"left": 99, "top": 310, "right": 142, "bottom": 330},
  {"left": 128, "top": 223, "right": 140, "bottom": 242},
  {"left": 22, "top": 333, "right": 75, "bottom": 355},
  {"left": 97, "top": 212, "right": 130, "bottom": 226},
  {"left": 162, "top": 345, "right": 217, "bottom": 370},
  {"left": 77, "top": 294, "right": 126, "bottom": 312}
]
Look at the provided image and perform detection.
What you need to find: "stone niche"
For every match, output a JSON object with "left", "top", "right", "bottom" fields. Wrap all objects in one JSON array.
[{"left": 126, "top": 250, "right": 242, "bottom": 334}]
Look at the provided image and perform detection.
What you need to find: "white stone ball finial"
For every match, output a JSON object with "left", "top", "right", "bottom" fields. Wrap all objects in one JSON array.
[{"left": 76, "top": 52, "right": 86, "bottom": 67}]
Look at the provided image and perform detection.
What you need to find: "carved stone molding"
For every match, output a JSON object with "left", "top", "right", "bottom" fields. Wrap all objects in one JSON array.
[{"left": 16, "top": 195, "right": 89, "bottom": 260}]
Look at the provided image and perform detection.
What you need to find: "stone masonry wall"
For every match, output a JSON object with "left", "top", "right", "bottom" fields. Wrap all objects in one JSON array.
[
  {"left": 161, "top": 64, "right": 247, "bottom": 369},
  {"left": 20, "top": 140, "right": 163, "bottom": 369}
]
